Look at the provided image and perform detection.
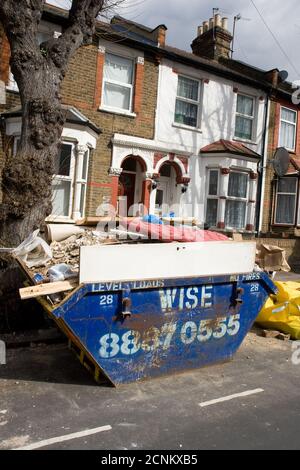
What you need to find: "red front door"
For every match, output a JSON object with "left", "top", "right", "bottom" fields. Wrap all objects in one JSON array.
[{"left": 118, "top": 172, "right": 136, "bottom": 215}]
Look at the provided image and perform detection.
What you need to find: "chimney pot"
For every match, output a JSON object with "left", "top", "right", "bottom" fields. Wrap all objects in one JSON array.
[
  {"left": 214, "top": 14, "right": 222, "bottom": 27},
  {"left": 197, "top": 25, "right": 203, "bottom": 36},
  {"left": 209, "top": 17, "right": 214, "bottom": 29},
  {"left": 203, "top": 21, "right": 209, "bottom": 32},
  {"left": 222, "top": 17, "right": 228, "bottom": 30}
]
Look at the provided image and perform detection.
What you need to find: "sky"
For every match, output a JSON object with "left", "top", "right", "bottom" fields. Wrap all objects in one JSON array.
[{"left": 47, "top": 0, "right": 300, "bottom": 83}]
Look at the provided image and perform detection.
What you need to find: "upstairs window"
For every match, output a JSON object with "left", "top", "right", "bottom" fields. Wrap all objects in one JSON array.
[
  {"left": 274, "top": 177, "right": 297, "bottom": 225},
  {"left": 37, "top": 31, "right": 52, "bottom": 45},
  {"left": 103, "top": 53, "right": 134, "bottom": 112},
  {"left": 174, "top": 76, "right": 201, "bottom": 128},
  {"left": 279, "top": 107, "right": 297, "bottom": 151},
  {"left": 235, "top": 94, "right": 255, "bottom": 141},
  {"left": 225, "top": 172, "right": 249, "bottom": 229}
]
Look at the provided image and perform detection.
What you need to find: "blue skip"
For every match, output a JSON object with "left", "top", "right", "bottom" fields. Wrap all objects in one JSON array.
[{"left": 38, "top": 271, "right": 277, "bottom": 386}]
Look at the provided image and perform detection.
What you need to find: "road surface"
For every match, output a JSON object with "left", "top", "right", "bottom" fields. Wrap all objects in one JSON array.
[{"left": 0, "top": 330, "right": 299, "bottom": 450}]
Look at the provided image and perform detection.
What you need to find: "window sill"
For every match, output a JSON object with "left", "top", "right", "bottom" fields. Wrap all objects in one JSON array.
[
  {"left": 211, "top": 227, "right": 257, "bottom": 234},
  {"left": 45, "top": 217, "right": 76, "bottom": 224},
  {"left": 233, "top": 137, "right": 258, "bottom": 146},
  {"left": 99, "top": 107, "right": 137, "bottom": 118},
  {"left": 272, "top": 223, "right": 295, "bottom": 228},
  {"left": 172, "top": 122, "right": 202, "bottom": 133}
]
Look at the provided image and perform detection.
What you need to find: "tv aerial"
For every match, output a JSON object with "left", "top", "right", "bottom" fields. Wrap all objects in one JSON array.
[{"left": 232, "top": 13, "right": 252, "bottom": 59}]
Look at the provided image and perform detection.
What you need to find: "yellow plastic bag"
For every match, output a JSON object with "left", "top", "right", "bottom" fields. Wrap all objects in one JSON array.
[{"left": 257, "top": 281, "right": 300, "bottom": 339}]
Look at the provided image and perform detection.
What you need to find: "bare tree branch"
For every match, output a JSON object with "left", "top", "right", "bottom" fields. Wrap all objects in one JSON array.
[
  {"left": 48, "top": 0, "right": 107, "bottom": 72},
  {"left": 69, "top": 0, "right": 105, "bottom": 41},
  {"left": 0, "top": 0, "right": 45, "bottom": 41}
]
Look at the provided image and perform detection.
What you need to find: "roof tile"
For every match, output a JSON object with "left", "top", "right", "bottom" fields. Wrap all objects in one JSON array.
[{"left": 200, "top": 139, "right": 261, "bottom": 157}]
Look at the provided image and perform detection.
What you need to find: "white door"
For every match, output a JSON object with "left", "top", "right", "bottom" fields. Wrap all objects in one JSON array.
[{"left": 155, "top": 177, "right": 170, "bottom": 215}]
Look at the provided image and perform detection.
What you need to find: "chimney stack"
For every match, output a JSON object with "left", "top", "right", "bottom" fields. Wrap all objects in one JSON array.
[{"left": 192, "top": 16, "right": 233, "bottom": 61}]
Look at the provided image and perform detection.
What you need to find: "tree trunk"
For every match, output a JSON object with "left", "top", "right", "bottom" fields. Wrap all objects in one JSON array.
[
  {"left": 0, "top": 70, "right": 65, "bottom": 329},
  {"left": 0, "top": 0, "right": 109, "bottom": 331},
  {"left": 0, "top": 68, "right": 66, "bottom": 247},
  {"left": 0, "top": 0, "right": 108, "bottom": 245}
]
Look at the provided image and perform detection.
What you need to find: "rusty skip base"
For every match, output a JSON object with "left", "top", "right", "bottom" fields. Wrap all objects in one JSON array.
[{"left": 37, "top": 272, "right": 276, "bottom": 386}]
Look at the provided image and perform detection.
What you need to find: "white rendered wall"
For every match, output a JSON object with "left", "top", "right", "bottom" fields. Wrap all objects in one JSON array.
[{"left": 155, "top": 59, "right": 266, "bottom": 155}]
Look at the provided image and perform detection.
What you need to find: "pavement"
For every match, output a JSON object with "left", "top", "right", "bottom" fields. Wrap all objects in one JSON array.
[
  {"left": 275, "top": 271, "right": 300, "bottom": 282},
  {"left": 0, "top": 330, "right": 300, "bottom": 450}
]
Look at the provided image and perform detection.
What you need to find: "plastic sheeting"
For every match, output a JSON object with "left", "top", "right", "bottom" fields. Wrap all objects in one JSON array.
[
  {"left": 0, "top": 229, "right": 52, "bottom": 268},
  {"left": 257, "top": 280, "right": 300, "bottom": 340},
  {"left": 124, "top": 218, "right": 229, "bottom": 242}
]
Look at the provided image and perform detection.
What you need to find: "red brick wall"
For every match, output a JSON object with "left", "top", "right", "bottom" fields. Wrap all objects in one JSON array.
[
  {"left": 0, "top": 28, "right": 10, "bottom": 84},
  {"left": 93, "top": 50, "right": 105, "bottom": 109},
  {"left": 60, "top": 43, "right": 159, "bottom": 217},
  {"left": 133, "top": 62, "right": 144, "bottom": 115},
  {"left": 261, "top": 97, "right": 300, "bottom": 235}
]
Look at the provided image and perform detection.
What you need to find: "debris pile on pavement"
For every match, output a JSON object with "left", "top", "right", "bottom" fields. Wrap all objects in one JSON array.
[
  {"left": 256, "top": 244, "right": 291, "bottom": 273},
  {"left": 257, "top": 328, "right": 291, "bottom": 341}
]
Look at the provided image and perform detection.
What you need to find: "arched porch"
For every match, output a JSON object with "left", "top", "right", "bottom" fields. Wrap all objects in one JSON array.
[
  {"left": 109, "top": 152, "right": 190, "bottom": 217},
  {"left": 110, "top": 154, "right": 152, "bottom": 216},
  {"left": 151, "top": 158, "right": 191, "bottom": 216}
]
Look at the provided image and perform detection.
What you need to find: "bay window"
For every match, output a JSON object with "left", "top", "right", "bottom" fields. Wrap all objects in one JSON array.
[
  {"left": 78, "top": 148, "right": 90, "bottom": 218},
  {"left": 102, "top": 53, "right": 134, "bottom": 112},
  {"left": 52, "top": 143, "right": 74, "bottom": 218},
  {"left": 235, "top": 94, "right": 255, "bottom": 141},
  {"left": 274, "top": 177, "right": 297, "bottom": 225},
  {"left": 206, "top": 169, "right": 219, "bottom": 227},
  {"left": 279, "top": 107, "right": 297, "bottom": 151},
  {"left": 225, "top": 172, "right": 249, "bottom": 229},
  {"left": 51, "top": 143, "right": 90, "bottom": 220},
  {"left": 206, "top": 169, "right": 251, "bottom": 230},
  {"left": 174, "top": 76, "right": 201, "bottom": 128}
]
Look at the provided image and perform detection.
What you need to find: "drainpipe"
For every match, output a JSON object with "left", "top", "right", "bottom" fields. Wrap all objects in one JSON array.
[{"left": 256, "top": 90, "right": 271, "bottom": 235}]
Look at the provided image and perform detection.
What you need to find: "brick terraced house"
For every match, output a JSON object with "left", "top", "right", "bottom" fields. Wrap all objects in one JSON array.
[
  {"left": 0, "top": 4, "right": 299, "bottom": 257},
  {"left": 0, "top": 4, "right": 162, "bottom": 223},
  {"left": 258, "top": 77, "right": 300, "bottom": 270}
]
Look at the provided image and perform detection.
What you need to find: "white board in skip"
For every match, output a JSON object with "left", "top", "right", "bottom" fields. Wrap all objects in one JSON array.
[{"left": 79, "top": 242, "right": 256, "bottom": 284}]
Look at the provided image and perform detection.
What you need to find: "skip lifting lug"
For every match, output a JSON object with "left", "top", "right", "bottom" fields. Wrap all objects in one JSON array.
[
  {"left": 235, "top": 287, "right": 244, "bottom": 305},
  {"left": 122, "top": 286, "right": 132, "bottom": 318}
]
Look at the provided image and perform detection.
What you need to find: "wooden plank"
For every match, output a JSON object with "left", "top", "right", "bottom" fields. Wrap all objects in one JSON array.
[
  {"left": 161, "top": 217, "right": 198, "bottom": 226},
  {"left": 75, "top": 216, "right": 136, "bottom": 226},
  {"left": 19, "top": 280, "right": 78, "bottom": 300},
  {"left": 79, "top": 241, "right": 256, "bottom": 284}
]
